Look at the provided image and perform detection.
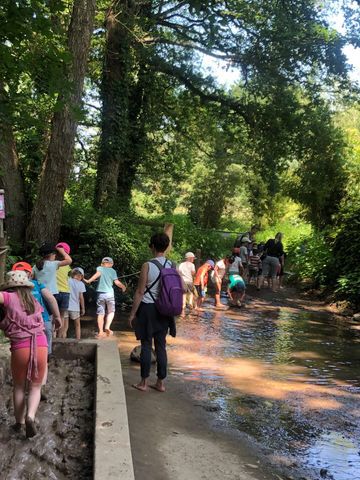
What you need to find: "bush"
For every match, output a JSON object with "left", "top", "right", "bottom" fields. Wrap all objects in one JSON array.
[
  {"left": 286, "top": 232, "right": 333, "bottom": 288},
  {"left": 60, "top": 207, "right": 235, "bottom": 295}
]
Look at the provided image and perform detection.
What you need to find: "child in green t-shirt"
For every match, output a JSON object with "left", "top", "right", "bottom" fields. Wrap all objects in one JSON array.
[
  {"left": 228, "top": 274, "right": 246, "bottom": 308},
  {"left": 84, "top": 257, "right": 126, "bottom": 338}
]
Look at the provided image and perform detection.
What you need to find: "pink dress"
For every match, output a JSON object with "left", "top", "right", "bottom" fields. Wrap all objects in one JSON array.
[{"left": 0, "top": 291, "right": 47, "bottom": 380}]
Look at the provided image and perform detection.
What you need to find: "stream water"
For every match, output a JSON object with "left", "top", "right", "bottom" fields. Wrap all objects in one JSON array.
[{"left": 165, "top": 300, "right": 360, "bottom": 480}]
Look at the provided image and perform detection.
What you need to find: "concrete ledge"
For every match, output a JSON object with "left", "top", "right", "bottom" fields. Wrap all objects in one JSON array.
[{"left": 53, "top": 339, "right": 135, "bottom": 480}]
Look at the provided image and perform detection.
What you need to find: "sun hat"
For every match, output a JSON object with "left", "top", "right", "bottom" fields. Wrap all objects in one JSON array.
[
  {"left": 241, "top": 237, "right": 250, "bottom": 243},
  {"left": 72, "top": 267, "right": 84, "bottom": 276},
  {"left": 12, "top": 261, "right": 32, "bottom": 273},
  {"left": 185, "top": 252, "right": 196, "bottom": 259},
  {"left": 39, "top": 242, "right": 57, "bottom": 256},
  {"left": 56, "top": 242, "right": 71, "bottom": 254},
  {"left": 0, "top": 271, "right": 34, "bottom": 290},
  {"left": 101, "top": 257, "right": 113, "bottom": 264},
  {"left": 206, "top": 260, "right": 215, "bottom": 269}
]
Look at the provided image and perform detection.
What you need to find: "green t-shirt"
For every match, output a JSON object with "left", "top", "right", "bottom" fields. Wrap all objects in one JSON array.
[
  {"left": 96, "top": 266, "right": 118, "bottom": 293},
  {"left": 229, "top": 274, "right": 245, "bottom": 290}
]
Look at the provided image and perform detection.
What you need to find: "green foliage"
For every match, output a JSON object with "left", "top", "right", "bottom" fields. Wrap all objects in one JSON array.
[{"left": 286, "top": 232, "right": 333, "bottom": 288}]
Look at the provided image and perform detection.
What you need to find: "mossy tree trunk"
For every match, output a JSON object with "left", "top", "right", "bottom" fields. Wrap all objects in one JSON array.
[{"left": 27, "top": 0, "right": 96, "bottom": 243}]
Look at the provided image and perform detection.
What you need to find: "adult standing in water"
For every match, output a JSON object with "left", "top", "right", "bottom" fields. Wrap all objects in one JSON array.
[
  {"left": 128, "top": 233, "right": 176, "bottom": 393},
  {"left": 258, "top": 232, "right": 285, "bottom": 292}
]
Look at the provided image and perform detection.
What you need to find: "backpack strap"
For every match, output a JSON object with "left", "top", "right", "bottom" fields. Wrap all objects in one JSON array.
[{"left": 144, "top": 259, "right": 170, "bottom": 302}]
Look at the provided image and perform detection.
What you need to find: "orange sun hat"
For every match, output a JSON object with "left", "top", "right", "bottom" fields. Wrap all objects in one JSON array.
[{"left": 11, "top": 261, "right": 32, "bottom": 273}]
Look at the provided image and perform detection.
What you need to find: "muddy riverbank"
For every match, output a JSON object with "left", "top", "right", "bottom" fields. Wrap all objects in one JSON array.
[{"left": 0, "top": 345, "right": 94, "bottom": 480}]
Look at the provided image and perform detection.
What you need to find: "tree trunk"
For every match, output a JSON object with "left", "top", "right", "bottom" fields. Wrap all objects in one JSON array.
[
  {"left": 27, "top": 0, "right": 96, "bottom": 243},
  {"left": 95, "top": 2, "right": 153, "bottom": 211},
  {"left": 0, "top": 115, "right": 26, "bottom": 244},
  {"left": 94, "top": 2, "right": 133, "bottom": 210}
]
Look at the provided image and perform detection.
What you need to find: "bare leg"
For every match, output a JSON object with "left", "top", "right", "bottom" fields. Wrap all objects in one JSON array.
[
  {"left": 104, "top": 312, "right": 115, "bottom": 335},
  {"left": 13, "top": 382, "right": 27, "bottom": 424},
  {"left": 74, "top": 317, "right": 81, "bottom": 339},
  {"left": 182, "top": 293, "right": 187, "bottom": 313},
  {"left": 97, "top": 314, "right": 105, "bottom": 336},
  {"left": 59, "top": 311, "right": 69, "bottom": 338},
  {"left": 188, "top": 290, "right": 194, "bottom": 308},
  {"left": 27, "top": 382, "right": 42, "bottom": 419}
]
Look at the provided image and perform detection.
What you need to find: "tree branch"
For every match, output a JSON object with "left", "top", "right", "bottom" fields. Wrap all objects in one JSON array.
[
  {"left": 144, "top": 37, "right": 238, "bottom": 61},
  {"left": 151, "top": 56, "right": 251, "bottom": 124}
]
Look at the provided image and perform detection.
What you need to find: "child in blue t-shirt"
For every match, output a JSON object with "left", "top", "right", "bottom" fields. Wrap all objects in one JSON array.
[{"left": 84, "top": 257, "right": 126, "bottom": 338}]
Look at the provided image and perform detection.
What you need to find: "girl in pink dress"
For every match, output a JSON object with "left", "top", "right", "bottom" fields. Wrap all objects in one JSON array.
[{"left": 0, "top": 271, "right": 47, "bottom": 438}]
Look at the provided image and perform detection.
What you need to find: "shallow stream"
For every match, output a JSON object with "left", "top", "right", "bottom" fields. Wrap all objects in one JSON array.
[{"left": 166, "top": 299, "right": 360, "bottom": 480}]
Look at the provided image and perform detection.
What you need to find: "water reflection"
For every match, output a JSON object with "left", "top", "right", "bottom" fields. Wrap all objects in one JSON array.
[{"left": 165, "top": 304, "right": 360, "bottom": 480}]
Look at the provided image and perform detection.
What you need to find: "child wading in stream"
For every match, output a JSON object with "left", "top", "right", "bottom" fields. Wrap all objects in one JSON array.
[
  {"left": 0, "top": 271, "right": 48, "bottom": 438},
  {"left": 84, "top": 257, "right": 126, "bottom": 338}
]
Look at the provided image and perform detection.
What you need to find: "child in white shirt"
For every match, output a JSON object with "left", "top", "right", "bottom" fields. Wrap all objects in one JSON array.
[{"left": 68, "top": 268, "right": 86, "bottom": 340}]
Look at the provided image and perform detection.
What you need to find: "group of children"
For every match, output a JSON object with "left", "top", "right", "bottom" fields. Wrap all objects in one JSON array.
[
  {"left": 178, "top": 232, "right": 285, "bottom": 313},
  {"left": 0, "top": 231, "right": 284, "bottom": 437},
  {"left": 0, "top": 241, "right": 125, "bottom": 438}
]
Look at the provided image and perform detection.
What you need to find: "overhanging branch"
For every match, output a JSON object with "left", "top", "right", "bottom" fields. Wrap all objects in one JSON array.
[{"left": 151, "top": 56, "right": 252, "bottom": 124}]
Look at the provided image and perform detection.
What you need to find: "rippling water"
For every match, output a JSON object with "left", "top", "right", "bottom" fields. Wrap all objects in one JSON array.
[{"left": 167, "top": 302, "right": 360, "bottom": 480}]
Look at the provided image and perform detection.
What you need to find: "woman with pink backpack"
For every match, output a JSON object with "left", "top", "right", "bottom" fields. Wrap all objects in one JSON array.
[{"left": 0, "top": 271, "right": 48, "bottom": 438}]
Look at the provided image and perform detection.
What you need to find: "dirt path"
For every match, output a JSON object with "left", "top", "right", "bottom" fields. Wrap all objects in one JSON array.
[{"left": 118, "top": 334, "right": 278, "bottom": 480}]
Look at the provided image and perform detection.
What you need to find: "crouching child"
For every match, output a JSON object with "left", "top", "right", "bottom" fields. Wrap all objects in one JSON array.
[{"left": 228, "top": 274, "right": 246, "bottom": 308}]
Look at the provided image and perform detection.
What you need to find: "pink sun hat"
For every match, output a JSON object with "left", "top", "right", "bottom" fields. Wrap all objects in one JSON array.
[{"left": 56, "top": 242, "right": 71, "bottom": 254}]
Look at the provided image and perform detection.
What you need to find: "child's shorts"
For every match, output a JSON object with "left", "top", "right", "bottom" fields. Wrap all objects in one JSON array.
[
  {"left": 96, "top": 292, "right": 115, "bottom": 315},
  {"left": 68, "top": 310, "right": 81, "bottom": 320},
  {"left": 54, "top": 292, "right": 70, "bottom": 310},
  {"left": 230, "top": 283, "right": 245, "bottom": 293},
  {"left": 194, "top": 285, "right": 206, "bottom": 298}
]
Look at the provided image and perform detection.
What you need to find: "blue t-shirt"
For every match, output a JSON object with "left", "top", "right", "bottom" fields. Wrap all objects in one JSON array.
[
  {"left": 96, "top": 266, "right": 118, "bottom": 294},
  {"left": 31, "top": 280, "right": 50, "bottom": 323}
]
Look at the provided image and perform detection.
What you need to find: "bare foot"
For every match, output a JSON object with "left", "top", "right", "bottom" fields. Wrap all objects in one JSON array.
[
  {"left": 105, "top": 328, "right": 113, "bottom": 336},
  {"left": 215, "top": 305, "right": 227, "bottom": 310},
  {"left": 132, "top": 383, "right": 148, "bottom": 392},
  {"left": 95, "top": 332, "right": 106, "bottom": 339},
  {"left": 150, "top": 381, "right": 165, "bottom": 392}
]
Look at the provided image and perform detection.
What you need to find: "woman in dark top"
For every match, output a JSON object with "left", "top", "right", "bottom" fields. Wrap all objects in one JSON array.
[{"left": 258, "top": 232, "right": 284, "bottom": 291}]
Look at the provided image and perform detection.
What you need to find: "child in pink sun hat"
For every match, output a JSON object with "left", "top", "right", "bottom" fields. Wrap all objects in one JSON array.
[{"left": 55, "top": 242, "right": 72, "bottom": 338}]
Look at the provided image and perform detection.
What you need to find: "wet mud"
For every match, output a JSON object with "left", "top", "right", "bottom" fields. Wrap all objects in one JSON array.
[{"left": 0, "top": 347, "right": 94, "bottom": 480}]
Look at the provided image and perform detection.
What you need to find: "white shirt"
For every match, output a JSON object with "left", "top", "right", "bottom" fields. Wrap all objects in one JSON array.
[
  {"left": 179, "top": 261, "right": 195, "bottom": 284},
  {"left": 68, "top": 278, "right": 86, "bottom": 311},
  {"left": 240, "top": 246, "right": 248, "bottom": 263},
  {"left": 215, "top": 259, "right": 226, "bottom": 280},
  {"left": 228, "top": 256, "right": 243, "bottom": 274},
  {"left": 142, "top": 257, "right": 172, "bottom": 304}
]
